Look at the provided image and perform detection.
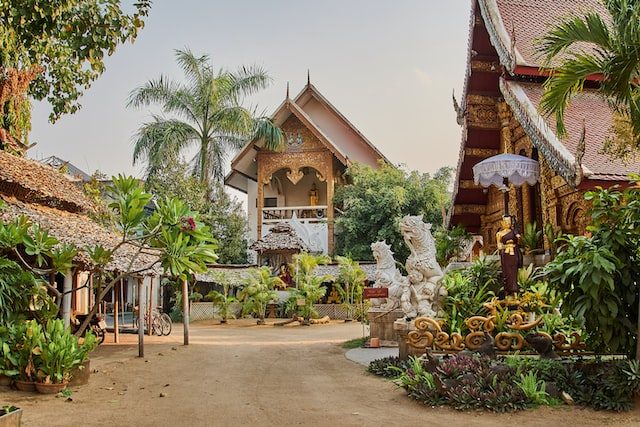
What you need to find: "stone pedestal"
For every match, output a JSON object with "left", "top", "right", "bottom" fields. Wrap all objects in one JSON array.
[
  {"left": 394, "top": 319, "right": 425, "bottom": 360},
  {"left": 367, "top": 308, "right": 404, "bottom": 347}
]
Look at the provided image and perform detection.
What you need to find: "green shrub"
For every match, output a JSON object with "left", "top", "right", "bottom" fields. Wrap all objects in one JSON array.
[{"left": 367, "top": 356, "right": 409, "bottom": 378}]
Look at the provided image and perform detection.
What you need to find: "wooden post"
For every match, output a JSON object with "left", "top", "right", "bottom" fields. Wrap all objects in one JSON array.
[
  {"left": 113, "top": 280, "right": 120, "bottom": 343},
  {"left": 182, "top": 278, "right": 189, "bottom": 345},
  {"left": 147, "top": 277, "right": 153, "bottom": 336},
  {"left": 137, "top": 277, "right": 145, "bottom": 357},
  {"left": 62, "top": 271, "right": 73, "bottom": 328}
]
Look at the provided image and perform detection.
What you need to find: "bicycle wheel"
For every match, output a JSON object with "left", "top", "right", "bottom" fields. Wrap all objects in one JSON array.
[
  {"left": 152, "top": 317, "right": 163, "bottom": 336},
  {"left": 92, "top": 325, "right": 106, "bottom": 345},
  {"left": 160, "top": 313, "right": 172, "bottom": 336}
]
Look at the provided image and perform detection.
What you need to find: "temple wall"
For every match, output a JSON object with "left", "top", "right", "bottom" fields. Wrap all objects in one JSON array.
[{"left": 479, "top": 110, "right": 590, "bottom": 253}]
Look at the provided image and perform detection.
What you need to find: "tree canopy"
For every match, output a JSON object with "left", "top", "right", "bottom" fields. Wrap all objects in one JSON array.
[
  {"left": 128, "top": 48, "right": 282, "bottom": 191},
  {"left": 334, "top": 162, "right": 453, "bottom": 262},
  {"left": 145, "top": 157, "right": 249, "bottom": 264},
  {"left": 0, "top": 0, "right": 150, "bottom": 144}
]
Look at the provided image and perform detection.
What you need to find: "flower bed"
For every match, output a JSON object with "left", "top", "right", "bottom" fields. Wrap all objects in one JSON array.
[{"left": 368, "top": 353, "right": 640, "bottom": 412}]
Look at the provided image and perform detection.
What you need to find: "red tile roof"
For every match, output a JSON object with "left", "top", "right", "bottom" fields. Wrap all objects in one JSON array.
[
  {"left": 501, "top": 80, "right": 640, "bottom": 181},
  {"left": 481, "top": 0, "right": 608, "bottom": 70}
]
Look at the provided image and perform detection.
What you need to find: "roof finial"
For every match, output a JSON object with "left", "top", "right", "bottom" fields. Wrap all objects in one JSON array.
[
  {"left": 286, "top": 81, "right": 290, "bottom": 99},
  {"left": 307, "top": 69, "right": 310, "bottom": 86}
]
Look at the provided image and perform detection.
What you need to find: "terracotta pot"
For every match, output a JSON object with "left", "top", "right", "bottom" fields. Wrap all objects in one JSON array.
[
  {"left": 14, "top": 380, "right": 36, "bottom": 392},
  {"left": 69, "top": 360, "right": 91, "bottom": 386},
  {"left": 35, "top": 381, "right": 68, "bottom": 394},
  {"left": 0, "top": 407, "right": 22, "bottom": 427},
  {"left": 0, "top": 374, "right": 11, "bottom": 387},
  {"left": 369, "top": 337, "right": 381, "bottom": 348}
]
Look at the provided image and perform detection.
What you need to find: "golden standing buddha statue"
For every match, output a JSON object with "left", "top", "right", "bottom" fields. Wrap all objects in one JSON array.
[{"left": 496, "top": 215, "right": 522, "bottom": 296}]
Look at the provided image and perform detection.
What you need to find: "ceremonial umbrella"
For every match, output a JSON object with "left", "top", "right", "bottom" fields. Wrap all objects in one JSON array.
[{"left": 472, "top": 153, "right": 540, "bottom": 215}]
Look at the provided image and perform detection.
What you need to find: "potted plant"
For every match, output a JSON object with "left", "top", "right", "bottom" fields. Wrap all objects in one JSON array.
[
  {"left": 521, "top": 222, "right": 542, "bottom": 265},
  {"left": 287, "top": 253, "right": 331, "bottom": 325},
  {"left": 0, "top": 325, "right": 19, "bottom": 387},
  {"left": 35, "top": 319, "right": 92, "bottom": 394},
  {"left": 14, "top": 320, "right": 43, "bottom": 392},
  {"left": 206, "top": 277, "right": 238, "bottom": 324},
  {"left": 239, "top": 267, "right": 284, "bottom": 325},
  {"left": 334, "top": 256, "right": 366, "bottom": 321},
  {"left": 0, "top": 405, "right": 22, "bottom": 426}
]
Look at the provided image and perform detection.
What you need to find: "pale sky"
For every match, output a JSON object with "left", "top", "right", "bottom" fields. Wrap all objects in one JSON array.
[{"left": 29, "top": 0, "right": 470, "bottom": 182}]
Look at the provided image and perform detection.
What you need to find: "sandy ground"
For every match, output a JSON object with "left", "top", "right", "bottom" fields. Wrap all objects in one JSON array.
[{"left": 1, "top": 319, "right": 639, "bottom": 427}]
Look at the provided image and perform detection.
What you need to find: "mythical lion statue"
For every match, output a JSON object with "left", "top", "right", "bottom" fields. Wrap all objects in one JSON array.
[
  {"left": 398, "top": 215, "right": 447, "bottom": 319},
  {"left": 370, "top": 241, "right": 407, "bottom": 310}
]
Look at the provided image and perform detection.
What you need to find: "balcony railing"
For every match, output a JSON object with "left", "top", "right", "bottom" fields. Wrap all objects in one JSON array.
[{"left": 262, "top": 205, "right": 328, "bottom": 223}]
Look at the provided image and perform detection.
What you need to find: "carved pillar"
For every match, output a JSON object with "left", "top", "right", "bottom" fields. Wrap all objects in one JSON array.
[
  {"left": 498, "top": 101, "right": 513, "bottom": 153},
  {"left": 327, "top": 154, "right": 335, "bottom": 254},
  {"left": 538, "top": 157, "right": 554, "bottom": 251},
  {"left": 257, "top": 157, "right": 265, "bottom": 240}
]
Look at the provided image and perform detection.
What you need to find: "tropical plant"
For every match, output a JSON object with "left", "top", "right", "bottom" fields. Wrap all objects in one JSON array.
[
  {"left": 538, "top": 0, "right": 640, "bottom": 154},
  {"left": 145, "top": 158, "right": 249, "bottom": 264},
  {"left": 434, "top": 225, "right": 471, "bottom": 266},
  {"left": 441, "top": 271, "right": 493, "bottom": 334},
  {"left": 334, "top": 256, "right": 367, "bottom": 321},
  {"left": 463, "top": 255, "right": 501, "bottom": 295},
  {"left": 14, "top": 320, "right": 43, "bottom": 382},
  {"left": 544, "top": 185, "right": 640, "bottom": 357},
  {"left": 128, "top": 48, "right": 283, "bottom": 191},
  {"left": 0, "top": 324, "right": 19, "bottom": 379},
  {"left": 36, "top": 319, "right": 96, "bottom": 384},
  {"left": 239, "top": 267, "right": 284, "bottom": 325},
  {"left": 516, "top": 371, "right": 553, "bottom": 406},
  {"left": 521, "top": 222, "right": 542, "bottom": 254},
  {"left": 206, "top": 272, "right": 238, "bottom": 323},
  {"left": 334, "top": 162, "right": 453, "bottom": 262},
  {"left": 544, "top": 223, "right": 562, "bottom": 259},
  {"left": 287, "top": 253, "right": 331, "bottom": 323}
]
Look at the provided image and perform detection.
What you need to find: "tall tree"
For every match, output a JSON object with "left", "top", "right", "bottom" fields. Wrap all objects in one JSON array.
[
  {"left": 128, "top": 49, "right": 283, "bottom": 191},
  {"left": 538, "top": 0, "right": 640, "bottom": 156},
  {"left": 334, "top": 162, "right": 453, "bottom": 262},
  {"left": 0, "top": 0, "right": 150, "bottom": 146}
]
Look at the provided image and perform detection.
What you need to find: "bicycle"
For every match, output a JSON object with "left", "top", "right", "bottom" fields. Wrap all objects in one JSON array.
[{"left": 133, "top": 307, "right": 172, "bottom": 336}]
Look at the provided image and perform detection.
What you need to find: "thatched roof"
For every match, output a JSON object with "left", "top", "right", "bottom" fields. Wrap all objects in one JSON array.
[
  {"left": 0, "top": 195, "right": 159, "bottom": 275},
  {"left": 0, "top": 150, "right": 91, "bottom": 213},
  {"left": 250, "top": 222, "right": 309, "bottom": 253},
  {"left": 196, "top": 262, "right": 377, "bottom": 284}
]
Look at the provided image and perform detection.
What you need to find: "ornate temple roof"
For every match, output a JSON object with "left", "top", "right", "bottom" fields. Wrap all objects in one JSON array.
[
  {"left": 480, "top": 0, "right": 608, "bottom": 72},
  {"left": 249, "top": 222, "right": 309, "bottom": 253},
  {"left": 225, "top": 80, "right": 388, "bottom": 193},
  {"left": 448, "top": 0, "right": 640, "bottom": 232}
]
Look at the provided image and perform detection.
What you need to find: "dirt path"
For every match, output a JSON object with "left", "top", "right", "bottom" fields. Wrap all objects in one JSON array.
[{"left": 2, "top": 320, "right": 639, "bottom": 427}]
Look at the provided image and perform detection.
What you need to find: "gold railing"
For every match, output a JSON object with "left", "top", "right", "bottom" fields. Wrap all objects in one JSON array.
[{"left": 406, "top": 313, "right": 586, "bottom": 354}]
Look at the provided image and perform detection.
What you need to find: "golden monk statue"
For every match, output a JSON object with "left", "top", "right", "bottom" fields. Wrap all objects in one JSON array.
[
  {"left": 496, "top": 215, "right": 522, "bottom": 296},
  {"left": 309, "top": 183, "right": 319, "bottom": 206}
]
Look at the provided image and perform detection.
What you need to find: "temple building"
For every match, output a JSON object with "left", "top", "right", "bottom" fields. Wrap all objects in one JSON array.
[
  {"left": 226, "top": 78, "right": 388, "bottom": 259},
  {"left": 448, "top": 0, "right": 640, "bottom": 253}
]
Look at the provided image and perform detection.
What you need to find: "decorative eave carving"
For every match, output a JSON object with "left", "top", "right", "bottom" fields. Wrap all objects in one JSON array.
[
  {"left": 470, "top": 60, "right": 500, "bottom": 73},
  {"left": 453, "top": 204, "right": 485, "bottom": 215},
  {"left": 459, "top": 179, "right": 482, "bottom": 189},
  {"left": 465, "top": 148, "right": 500, "bottom": 157},
  {"left": 466, "top": 95, "right": 500, "bottom": 129}
]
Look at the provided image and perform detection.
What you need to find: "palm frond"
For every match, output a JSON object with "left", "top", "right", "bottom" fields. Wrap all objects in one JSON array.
[
  {"left": 229, "top": 65, "right": 271, "bottom": 98},
  {"left": 537, "top": 12, "right": 612, "bottom": 61},
  {"left": 175, "top": 48, "right": 211, "bottom": 86},
  {"left": 540, "top": 54, "right": 607, "bottom": 136},
  {"left": 254, "top": 117, "right": 284, "bottom": 151},
  {"left": 132, "top": 116, "right": 199, "bottom": 174}
]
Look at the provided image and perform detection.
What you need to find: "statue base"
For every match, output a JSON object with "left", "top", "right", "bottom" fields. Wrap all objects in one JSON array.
[
  {"left": 394, "top": 319, "right": 427, "bottom": 360},
  {"left": 367, "top": 308, "right": 404, "bottom": 346}
]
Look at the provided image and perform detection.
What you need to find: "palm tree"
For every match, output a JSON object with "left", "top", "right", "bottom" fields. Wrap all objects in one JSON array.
[
  {"left": 128, "top": 49, "right": 283, "bottom": 192},
  {"left": 538, "top": 0, "right": 640, "bottom": 150},
  {"left": 239, "top": 266, "right": 284, "bottom": 325}
]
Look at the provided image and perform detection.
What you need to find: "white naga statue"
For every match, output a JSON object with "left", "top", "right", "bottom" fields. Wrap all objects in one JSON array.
[
  {"left": 370, "top": 215, "right": 447, "bottom": 319},
  {"left": 399, "top": 214, "right": 447, "bottom": 319},
  {"left": 370, "top": 241, "right": 407, "bottom": 310}
]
